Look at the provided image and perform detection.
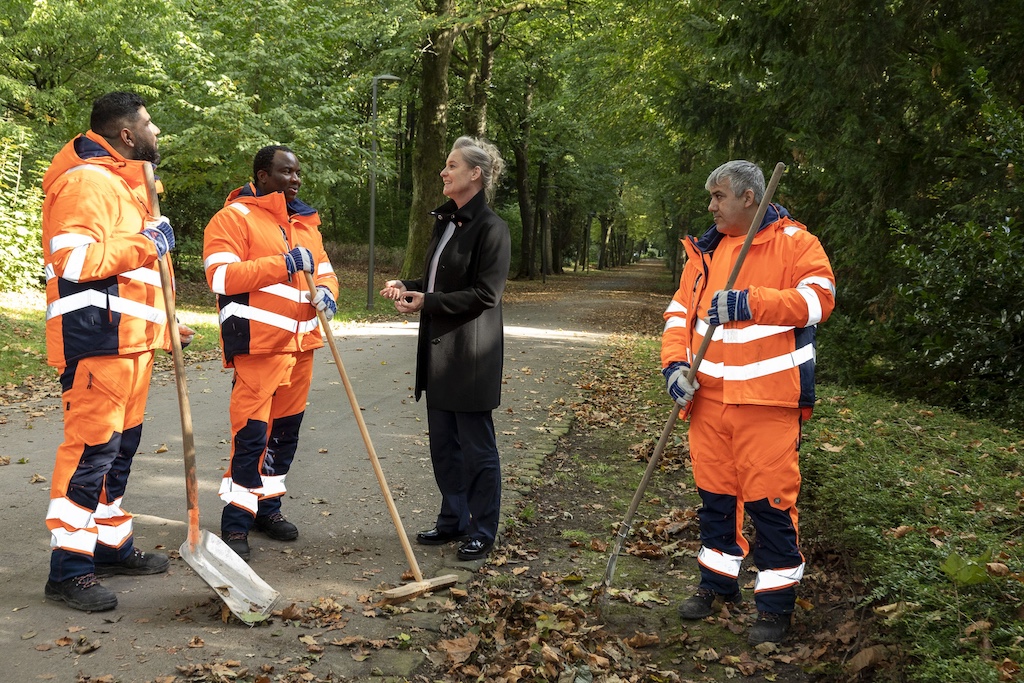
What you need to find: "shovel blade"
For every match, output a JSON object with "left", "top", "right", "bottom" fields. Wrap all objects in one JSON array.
[{"left": 179, "top": 530, "right": 280, "bottom": 623}]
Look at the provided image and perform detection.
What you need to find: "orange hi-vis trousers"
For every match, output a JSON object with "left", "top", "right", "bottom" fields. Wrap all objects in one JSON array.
[
  {"left": 46, "top": 351, "right": 154, "bottom": 582},
  {"left": 687, "top": 397, "right": 805, "bottom": 614},
  {"left": 220, "top": 351, "right": 313, "bottom": 534}
]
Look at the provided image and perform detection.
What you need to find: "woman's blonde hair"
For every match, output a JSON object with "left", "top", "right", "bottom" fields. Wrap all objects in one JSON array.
[{"left": 452, "top": 136, "right": 504, "bottom": 202}]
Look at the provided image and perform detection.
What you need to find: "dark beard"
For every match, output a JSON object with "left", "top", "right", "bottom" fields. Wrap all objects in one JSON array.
[{"left": 134, "top": 140, "right": 160, "bottom": 165}]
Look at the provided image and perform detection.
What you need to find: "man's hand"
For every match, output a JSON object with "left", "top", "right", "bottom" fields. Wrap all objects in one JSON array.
[
  {"left": 141, "top": 218, "right": 175, "bottom": 258},
  {"left": 308, "top": 286, "right": 337, "bottom": 321},
  {"left": 708, "top": 289, "right": 751, "bottom": 326},
  {"left": 283, "top": 247, "right": 314, "bottom": 279},
  {"left": 663, "top": 361, "right": 700, "bottom": 408},
  {"left": 178, "top": 323, "right": 195, "bottom": 349}
]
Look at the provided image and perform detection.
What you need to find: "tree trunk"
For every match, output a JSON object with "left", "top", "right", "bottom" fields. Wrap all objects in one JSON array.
[
  {"left": 461, "top": 25, "right": 496, "bottom": 137},
  {"left": 536, "top": 159, "right": 552, "bottom": 276},
  {"left": 512, "top": 78, "right": 535, "bottom": 279},
  {"left": 400, "top": 0, "right": 458, "bottom": 279},
  {"left": 513, "top": 140, "right": 536, "bottom": 279}
]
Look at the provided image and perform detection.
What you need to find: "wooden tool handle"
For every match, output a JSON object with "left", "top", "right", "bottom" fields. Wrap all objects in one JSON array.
[
  {"left": 303, "top": 270, "right": 425, "bottom": 582},
  {"left": 143, "top": 163, "right": 201, "bottom": 550}
]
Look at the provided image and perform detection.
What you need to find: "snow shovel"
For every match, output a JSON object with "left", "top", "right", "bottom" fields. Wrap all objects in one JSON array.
[
  {"left": 597, "top": 161, "right": 787, "bottom": 601},
  {"left": 145, "top": 164, "right": 280, "bottom": 623},
  {"left": 302, "top": 270, "right": 458, "bottom": 604}
]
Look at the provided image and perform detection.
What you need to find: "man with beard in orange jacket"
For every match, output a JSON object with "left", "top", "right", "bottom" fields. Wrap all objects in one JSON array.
[
  {"left": 203, "top": 145, "right": 338, "bottom": 561},
  {"left": 661, "top": 160, "right": 835, "bottom": 644},
  {"left": 42, "top": 91, "right": 194, "bottom": 612}
]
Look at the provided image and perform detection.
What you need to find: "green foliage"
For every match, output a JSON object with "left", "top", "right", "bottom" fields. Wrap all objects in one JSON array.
[
  {"left": 802, "top": 386, "right": 1024, "bottom": 682},
  {"left": 0, "top": 124, "right": 43, "bottom": 292}
]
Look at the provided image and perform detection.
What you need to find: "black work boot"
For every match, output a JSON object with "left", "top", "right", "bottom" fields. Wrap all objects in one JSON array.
[
  {"left": 95, "top": 548, "right": 170, "bottom": 576},
  {"left": 254, "top": 512, "right": 298, "bottom": 541},
  {"left": 45, "top": 573, "right": 118, "bottom": 612},
  {"left": 748, "top": 610, "right": 791, "bottom": 644},
  {"left": 677, "top": 587, "right": 743, "bottom": 620},
  {"left": 222, "top": 531, "right": 251, "bottom": 561}
]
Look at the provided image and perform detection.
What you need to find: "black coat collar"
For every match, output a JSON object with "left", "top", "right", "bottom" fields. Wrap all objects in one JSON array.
[{"left": 430, "top": 189, "right": 488, "bottom": 227}]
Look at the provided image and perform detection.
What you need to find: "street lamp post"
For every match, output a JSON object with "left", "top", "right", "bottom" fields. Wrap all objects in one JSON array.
[{"left": 367, "top": 74, "right": 401, "bottom": 309}]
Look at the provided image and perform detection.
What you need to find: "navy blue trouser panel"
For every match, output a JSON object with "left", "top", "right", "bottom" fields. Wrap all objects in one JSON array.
[
  {"left": 427, "top": 408, "right": 502, "bottom": 544},
  {"left": 746, "top": 498, "right": 802, "bottom": 613},
  {"left": 258, "top": 412, "right": 303, "bottom": 517},
  {"left": 696, "top": 487, "right": 743, "bottom": 595}
]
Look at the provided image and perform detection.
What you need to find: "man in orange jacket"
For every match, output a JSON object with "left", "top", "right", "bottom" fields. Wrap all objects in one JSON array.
[
  {"left": 203, "top": 145, "right": 339, "bottom": 561},
  {"left": 42, "top": 91, "right": 194, "bottom": 612},
  {"left": 661, "top": 160, "right": 836, "bottom": 644}
]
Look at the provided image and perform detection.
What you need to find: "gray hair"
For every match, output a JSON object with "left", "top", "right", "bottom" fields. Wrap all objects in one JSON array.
[
  {"left": 705, "top": 160, "right": 765, "bottom": 204},
  {"left": 452, "top": 136, "right": 504, "bottom": 202}
]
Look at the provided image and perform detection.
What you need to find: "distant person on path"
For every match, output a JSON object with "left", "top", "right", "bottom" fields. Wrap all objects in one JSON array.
[
  {"left": 660, "top": 160, "right": 836, "bottom": 644},
  {"left": 380, "top": 136, "right": 511, "bottom": 562},
  {"left": 202, "top": 145, "right": 338, "bottom": 561},
  {"left": 41, "top": 91, "right": 193, "bottom": 612}
]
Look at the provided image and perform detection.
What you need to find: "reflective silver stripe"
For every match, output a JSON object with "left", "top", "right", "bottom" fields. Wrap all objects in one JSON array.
[
  {"left": 316, "top": 262, "right": 335, "bottom": 276},
  {"left": 50, "top": 232, "right": 95, "bottom": 252},
  {"left": 204, "top": 251, "right": 240, "bottom": 269},
  {"left": 697, "top": 343, "right": 815, "bottom": 381},
  {"left": 63, "top": 245, "right": 89, "bottom": 282},
  {"left": 755, "top": 564, "right": 805, "bottom": 592},
  {"left": 49, "top": 527, "right": 97, "bottom": 553},
  {"left": 45, "top": 263, "right": 55, "bottom": 281},
  {"left": 205, "top": 252, "right": 240, "bottom": 295},
  {"left": 219, "top": 301, "right": 300, "bottom": 333},
  {"left": 46, "top": 497, "right": 94, "bottom": 528},
  {"left": 665, "top": 299, "right": 686, "bottom": 314},
  {"left": 218, "top": 474, "right": 288, "bottom": 512},
  {"left": 663, "top": 317, "right": 687, "bottom": 332},
  {"left": 696, "top": 317, "right": 796, "bottom": 345},
  {"left": 798, "top": 284, "right": 823, "bottom": 325},
  {"left": 64, "top": 164, "right": 112, "bottom": 178},
  {"left": 260, "top": 474, "right": 288, "bottom": 497},
  {"left": 783, "top": 225, "right": 801, "bottom": 237},
  {"left": 211, "top": 264, "right": 229, "bottom": 295},
  {"left": 95, "top": 497, "right": 125, "bottom": 519},
  {"left": 95, "top": 519, "right": 133, "bottom": 548},
  {"left": 228, "top": 202, "right": 251, "bottom": 215},
  {"left": 109, "top": 294, "right": 167, "bottom": 324},
  {"left": 260, "top": 282, "right": 306, "bottom": 303},
  {"left": 697, "top": 546, "right": 743, "bottom": 578},
  {"left": 46, "top": 290, "right": 166, "bottom": 325},
  {"left": 218, "top": 477, "right": 259, "bottom": 515},
  {"left": 722, "top": 324, "right": 794, "bottom": 345},
  {"left": 802, "top": 275, "right": 835, "bottom": 297},
  {"left": 121, "top": 266, "right": 162, "bottom": 288}
]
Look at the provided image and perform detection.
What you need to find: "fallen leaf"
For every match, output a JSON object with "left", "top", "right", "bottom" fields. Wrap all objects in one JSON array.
[
  {"left": 155, "top": 444, "right": 169, "bottom": 453},
  {"left": 847, "top": 644, "right": 890, "bottom": 674}
]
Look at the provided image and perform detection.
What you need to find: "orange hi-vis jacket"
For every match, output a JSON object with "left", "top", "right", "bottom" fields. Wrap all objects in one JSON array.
[
  {"left": 203, "top": 184, "right": 339, "bottom": 366},
  {"left": 42, "top": 132, "right": 171, "bottom": 370},
  {"left": 661, "top": 205, "right": 836, "bottom": 410}
]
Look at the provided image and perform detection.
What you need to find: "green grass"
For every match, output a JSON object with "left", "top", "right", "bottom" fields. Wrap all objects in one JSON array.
[{"left": 800, "top": 387, "right": 1024, "bottom": 682}]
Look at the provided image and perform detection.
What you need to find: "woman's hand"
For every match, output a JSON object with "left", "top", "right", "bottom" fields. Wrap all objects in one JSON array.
[
  {"left": 394, "top": 290, "right": 424, "bottom": 313},
  {"left": 379, "top": 279, "right": 407, "bottom": 301}
]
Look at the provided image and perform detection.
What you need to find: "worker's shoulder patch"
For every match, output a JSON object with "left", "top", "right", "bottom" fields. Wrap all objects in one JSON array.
[{"left": 228, "top": 202, "right": 251, "bottom": 215}]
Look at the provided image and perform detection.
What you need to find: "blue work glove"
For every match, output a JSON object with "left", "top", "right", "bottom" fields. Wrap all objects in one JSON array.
[
  {"left": 708, "top": 289, "right": 751, "bottom": 326},
  {"left": 283, "top": 247, "right": 314, "bottom": 280},
  {"left": 662, "top": 361, "right": 700, "bottom": 408},
  {"left": 141, "top": 218, "right": 175, "bottom": 258},
  {"left": 309, "top": 285, "right": 337, "bottom": 321}
]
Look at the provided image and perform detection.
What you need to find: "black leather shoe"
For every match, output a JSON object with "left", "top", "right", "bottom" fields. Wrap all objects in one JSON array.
[
  {"left": 416, "top": 528, "right": 468, "bottom": 545},
  {"left": 457, "top": 538, "right": 493, "bottom": 561}
]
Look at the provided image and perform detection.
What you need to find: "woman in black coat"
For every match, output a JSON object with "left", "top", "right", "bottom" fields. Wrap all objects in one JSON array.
[{"left": 380, "top": 136, "right": 510, "bottom": 561}]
